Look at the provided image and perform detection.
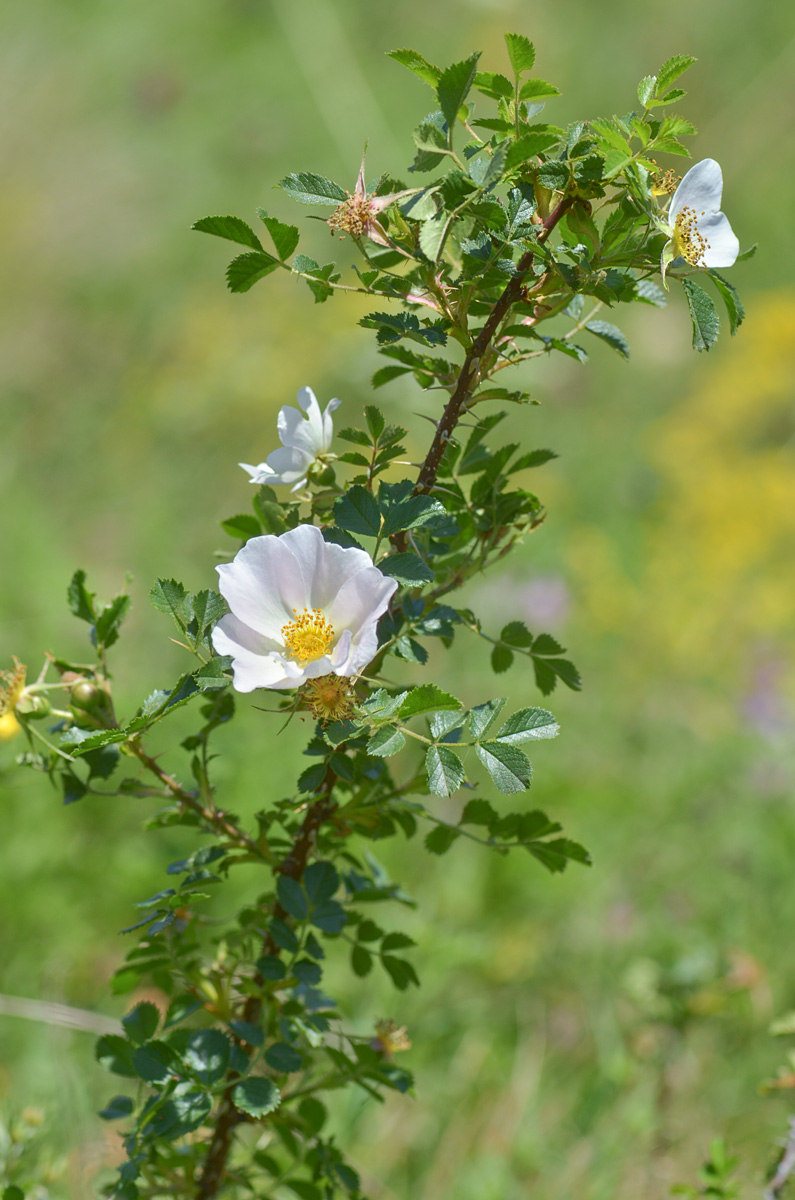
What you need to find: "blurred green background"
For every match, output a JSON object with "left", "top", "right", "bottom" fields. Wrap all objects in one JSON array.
[{"left": 1, "top": 0, "right": 794, "bottom": 1195}]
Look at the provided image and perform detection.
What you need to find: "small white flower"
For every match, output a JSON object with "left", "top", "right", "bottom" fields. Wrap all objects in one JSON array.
[
  {"left": 660, "top": 159, "right": 739, "bottom": 283},
  {"left": 212, "top": 524, "right": 398, "bottom": 692},
  {"left": 240, "top": 385, "right": 341, "bottom": 492}
]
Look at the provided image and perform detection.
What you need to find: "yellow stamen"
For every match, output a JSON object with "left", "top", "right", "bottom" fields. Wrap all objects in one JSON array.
[
  {"left": 0, "top": 657, "right": 26, "bottom": 718},
  {"left": 281, "top": 607, "right": 334, "bottom": 665},
  {"left": 328, "top": 194, "right": 378, "bottom": 238},
  {"left": 302, "top": 674, "right": 353, "bottom": 723},
  {"left": 650, "top": 168, "right": 680, "bottom": 196},
  {"left": 372, "top": 1019, "right": 412, "bottom": 1055},
  {"left": 672, "top": 204, "right": 709, "bottom": 267}
]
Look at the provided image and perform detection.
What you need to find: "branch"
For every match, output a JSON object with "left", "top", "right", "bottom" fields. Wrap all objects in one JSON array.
[
  {"left": 196, "top": 766, "right": 339, "bottom": 1199},
  {"left": 412, "top": 194, "right": 573, "bottom": 499},
  {"left": 765, "top": 1116, "right": 795, "bottom": 1200},
  {"left": 129, "top": 740, "right": 263, "bottom": 857}
]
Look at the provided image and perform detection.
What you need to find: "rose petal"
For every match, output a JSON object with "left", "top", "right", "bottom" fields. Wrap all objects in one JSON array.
[
  {"left": 669, "top": 158, "right": 723, "bottom": 225},
  {"left": 212, "top": 614, "right": 298, "bottom": 691},
  {"left": 216, "top": 534, "right": 308, "bottom": 638},
  {"left": 698, "top": 211, "right": 740, "bottom": 268}
]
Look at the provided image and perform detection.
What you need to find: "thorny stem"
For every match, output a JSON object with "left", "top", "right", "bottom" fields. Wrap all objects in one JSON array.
[
  {"left": 392, "top": 194, "right": 573, "bottom": 555},
  {"left": 196, "top": 765, "right": 338, "bottom": 1198},
  {"left": 129, "top": 740, "right": 262, "bottom": 857}
]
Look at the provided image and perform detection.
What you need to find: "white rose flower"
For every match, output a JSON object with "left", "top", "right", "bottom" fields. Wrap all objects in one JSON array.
[
  {"left": 660, "top": 158, "right": 739, "bottom": 283},
  {"left": 212, "top": 524, "right": 398, "bottom": 692},
  {"left": 240, "top": 385, "right": 341, "bottom": 492}
]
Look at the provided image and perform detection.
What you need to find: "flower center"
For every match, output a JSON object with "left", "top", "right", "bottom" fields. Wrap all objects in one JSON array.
[
  {"left": 650, "top": 168, "right": 680, "bottom": 196},
  {"left": 302, "top": 673, "right": 353, "bottom": 722},
  {"left": 672, "top": 204, "right": 710, "bottom": 267},
  {"left": 0, "top": 657, "right": 26, "bottom": 717},
  {"left": 281, "top": 608, "right": 334, "bottom": 665},
  {"left": 328, "top": 194, "right": 377, "bottom": 238}
]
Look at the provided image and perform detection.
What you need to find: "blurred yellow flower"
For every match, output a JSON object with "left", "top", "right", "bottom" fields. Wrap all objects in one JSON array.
[{"left": 0, "top": 710, "right": 22, "bottom": 741}]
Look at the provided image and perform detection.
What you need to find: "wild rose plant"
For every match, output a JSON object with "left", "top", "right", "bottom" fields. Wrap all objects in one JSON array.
[{"left": 3, "top": 38, "right": 751, "bottom": 1199}]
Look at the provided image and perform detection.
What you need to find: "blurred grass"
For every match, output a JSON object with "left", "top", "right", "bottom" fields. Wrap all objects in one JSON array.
[{"left": 1, "top": 0, "right": 794, "bottom": 1195}]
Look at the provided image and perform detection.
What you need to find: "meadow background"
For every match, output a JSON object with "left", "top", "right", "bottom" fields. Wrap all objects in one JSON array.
[{"left": 1, "top": 0, "right": 794, "bottom": 1195}]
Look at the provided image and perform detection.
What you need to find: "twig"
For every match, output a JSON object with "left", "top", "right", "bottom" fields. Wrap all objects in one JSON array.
[
  {"left": 196, "top": 765, "right": 339, "bottom": 1198},
  {"left": 129, "top": 740, "right": 263, "bottom": 857},
  {"left": 765, "top": 1116, "right": 795, "bottom": 1199}
]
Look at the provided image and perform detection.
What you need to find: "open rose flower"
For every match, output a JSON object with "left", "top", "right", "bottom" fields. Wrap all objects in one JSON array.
[
  {"left": 660, "top": 158, "right": 739, "bottom": 283},
  {"left": 212, "top": 524, "right": 398, "bottom": 692},
  {"left": 240, "top": 386, "right": 340, "bottom": 492}
]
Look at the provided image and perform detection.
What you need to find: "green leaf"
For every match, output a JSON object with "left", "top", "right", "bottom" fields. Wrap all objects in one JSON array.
[
  {"left": 476, "top": 742, "right": 532, "bottom": 793},
  {"left": 277, "top": 876, "right": 309, "bottom": 921},
  {"left": 310, "top": 899, "right": 346, "bottom": 934},
  {"left": 95, "top": 1034, "right": 137, "bottom": 1077},
  {"left": 709, "top": 271, "right": 745, "bottom": 336},
  {"left": 504, "top": 32, "right": 535, "bottom": 76},
  {"left": 286, "top": 1184, "right": 322, "bottom": 1200},
  {"left": 256, "top": 955, "right": 287, "bottom": 981},
  {"left": 351, "top": 945, "right": 373, "bottom": 977},
  {"left": 399, "top": 685, "right": 462, "bottom": 719},
  {"left": 229, "top": 1020, "right": 265, "bottom": 1047},
  {"left": 505, "top": 131, "right": 560, "bottom": 171},
  {"left": 510, "top": 448, "right": 558, "bottom": 471},
  {"left": 95, "top": 593, "right": 131, "bottom": 650},
  {"left": 474, "top": 71, "right": 514, "bottom": 100},
  {"left": 256, "top": 210, "right": 300, "bottom": 259},
  {"left": 122, "top": 1001, "right": 160, "bottom": 1045},
  {"left": 184, "top": 1029, "right": 231, "bottom": 1085},
  {"left": 192, "top": 214, "right": 262, "bottom": 250},
  {"left": 437, "top": 52, "right": 481, "bottom": 130},
  {"left": 528, "top": 837, "right": 592, "bottom": 873},
  {"left": 233, "top": 1077, "right": 281, "bottom": 1118},
  {"left": 67, "top": 569, "right": 96, "bottom": 623},
  {"left": 387, "top": 47, "right": 441, "bottom": 88},
  {"left": 500, "top": 620, "right": 533, "bottom": 648},
  {"left": 278, "top": 172, "right": 347, "bottom": 205},
  {"left": 304, "top": 861, "right": 339, "bottom": 905},
  {"left": 189, "top": 589, "right": 227, "bottom": 634},
  {"left": 3, "top": 1188, "right": 26, "bottom": 1200},
  {"left": 367, "top": 725, "right": 406, "bottom": 757},
  {"left": 495, "top": 707, "right": 559, "bottom": 744},
  {"left": 636, "top": 279, "right": 667, "bottom": 307},
  {"left": 637, "top": 75, "right": 657, "bottom": 107},
  {"left": 381, "top": 956, "right": 420, "bottom": 990},
  {"left": 362, "top": 688, "right": 409, "bottom": 720},
  {"left": 425, "top": 824, "right": 460, "bottom": 855},
  {"left": 378, "top": 492, "right": 448, "bottom": 537},
  {"left": 585, "top": 320, "right": 630, "bottom": 360},
  {"left": 425, "top": 745, "right": 465, "bottom": 797},
  {"left": 469, "top": 698, "right": 507, "bottom": 739},
  {"left": 460, "top": 798, "right": 499, "bottom": 826},
  {"left": 363, "top": 404, "right": 385, "bottom": 438},
  {"left": 265, "top": 1042, "right": 303, "bottom": 1073},
  {"left": 681, "top": 278, "right": 720, "bottom": 352},
  {"left": 150, "top": 578, "right": 187, "bottom": 625},
  {"left": 98, "top": 1094, "right": 134, "bottom": 1120},
  {"left": 655, "top": 54, "right": 698, "bottom": 96},
  {"left": 221, "top": 513, "right": 262, "bottom": 541},
  {"left": 226, "top": 251, "right": 280, "bottom": 293},
  {"left": 491, "top": 644, "right": 514, "bottom": 673},
  {"left": 379, "top": 553, "right": 434, "bottom": 586},
  {"left": 381, "top": 931, "right": 416, "bottom": 951},
  {"left": 132, "top": 1040, "right": 180, "bottom": 1085},
  {"left": 518, "top": 78, "right": 561, "bottom": 101},
  {"left": 333, "top": 485, "right": 381, "bottom": 538},
  {"left": 419, "top": 212, "right": 452, "bottom": 262}
]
